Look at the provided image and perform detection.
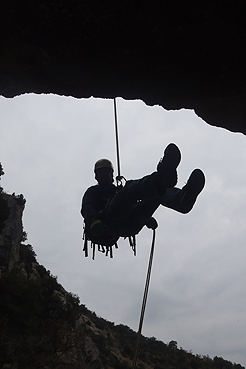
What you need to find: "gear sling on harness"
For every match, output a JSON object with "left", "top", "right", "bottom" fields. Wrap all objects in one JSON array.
[
  {"left": 82, "top": 233, "right": 118, "bottom": 259},
  {"left": 82, "top": 223, "right": 136, "bottom": 259}
]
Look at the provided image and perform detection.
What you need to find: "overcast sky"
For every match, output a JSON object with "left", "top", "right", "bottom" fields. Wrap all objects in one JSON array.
[{"left": 1, "top": 94, "right": 246, "bottom": 367}]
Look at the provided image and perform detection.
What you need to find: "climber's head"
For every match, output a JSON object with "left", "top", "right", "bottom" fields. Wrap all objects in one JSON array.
[{"left": 94, "top": 159, "right": 114, "bottom": 186}]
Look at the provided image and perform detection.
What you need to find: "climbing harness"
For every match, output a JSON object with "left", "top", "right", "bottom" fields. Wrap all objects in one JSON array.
[{"left": 82, "top": 224, "right": 119, "bottom": 260}]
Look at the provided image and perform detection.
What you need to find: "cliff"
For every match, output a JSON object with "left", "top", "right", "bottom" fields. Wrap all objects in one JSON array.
[{"left": 0, "top": 192, "right": 26, "bottom": 273}]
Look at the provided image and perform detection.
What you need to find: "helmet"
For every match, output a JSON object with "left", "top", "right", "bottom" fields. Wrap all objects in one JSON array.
[{"left": 94, "top": 159, "right": 114, "bottom": 173}]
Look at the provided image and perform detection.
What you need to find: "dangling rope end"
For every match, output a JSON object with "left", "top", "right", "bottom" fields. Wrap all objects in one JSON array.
[{"left": 132, "top": 227, "right": 156, "bottom": 369}]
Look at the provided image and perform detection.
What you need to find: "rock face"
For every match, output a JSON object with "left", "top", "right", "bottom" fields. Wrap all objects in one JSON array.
[
  {"left": 0, "top": 1, "right": 246, "bottom": 134},
  {"left": 0, "top": 193, "right": 26, "bottom": 272}
]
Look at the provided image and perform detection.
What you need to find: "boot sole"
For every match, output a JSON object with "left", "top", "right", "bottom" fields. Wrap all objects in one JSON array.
[{"left": 157, "top": 143, "right": 181, "bottom": 187}]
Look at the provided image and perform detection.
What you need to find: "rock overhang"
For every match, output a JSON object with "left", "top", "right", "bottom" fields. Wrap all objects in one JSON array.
[{"left": 0, "top": 1, "right": 246, "bottom": 134}]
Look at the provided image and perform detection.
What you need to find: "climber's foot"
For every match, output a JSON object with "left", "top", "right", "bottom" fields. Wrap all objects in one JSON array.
[
  {"left": 178, "top": 169, "right": 205, "bottom": 213},
  {"left": 156, "top": 143, "right": 181, "bottom": 189}
]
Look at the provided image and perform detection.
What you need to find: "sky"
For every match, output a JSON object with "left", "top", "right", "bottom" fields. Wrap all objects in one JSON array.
[{"left": 1, "top": 94, "right": 246, "bottom": 366}]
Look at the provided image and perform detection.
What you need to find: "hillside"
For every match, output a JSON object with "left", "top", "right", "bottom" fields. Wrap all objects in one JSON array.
[{"left": 1, "top": 244, "right": 245, "bottom": 369}]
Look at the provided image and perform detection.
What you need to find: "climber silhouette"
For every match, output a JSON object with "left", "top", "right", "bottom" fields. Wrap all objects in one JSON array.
[{"left": 81, "top": 143, "right": 205, "bottom": 249}]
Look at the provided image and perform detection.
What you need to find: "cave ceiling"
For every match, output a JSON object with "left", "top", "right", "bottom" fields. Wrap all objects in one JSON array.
[{"left": 1, "top": 1, "right": 246, "bottom": 134}]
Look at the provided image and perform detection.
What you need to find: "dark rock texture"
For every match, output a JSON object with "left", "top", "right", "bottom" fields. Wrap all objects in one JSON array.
[
  {"left": 0, "top": 1, "right": 246, "bottom": 134},
  {"left": 0, "top": 193, "right": 26, "bottom": 272},
  {"left": 1, "top": 242, "right": 245, "bottom": 368}
]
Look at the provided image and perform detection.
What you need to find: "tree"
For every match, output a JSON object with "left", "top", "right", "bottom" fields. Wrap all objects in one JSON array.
[{"left": 168, "top": 340, "right": 178, "bottom": 349}]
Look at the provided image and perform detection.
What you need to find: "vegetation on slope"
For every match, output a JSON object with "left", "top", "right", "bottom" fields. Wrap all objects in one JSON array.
[{"left": 0, "top": 244, "right": 81, "bottom": 368}]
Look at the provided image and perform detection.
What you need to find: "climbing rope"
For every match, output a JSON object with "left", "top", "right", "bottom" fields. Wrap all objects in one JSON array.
[
  {"left": 132, "top": 228, "right": 156, "bottom": 369},
  {"left": 113, "top": 98, "right": 157, "bottom": 368},
  {"left": 114, "top": 98, "right": 125, "bottom": 187}
]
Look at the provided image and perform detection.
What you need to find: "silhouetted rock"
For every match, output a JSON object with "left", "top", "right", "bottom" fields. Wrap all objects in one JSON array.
[
  {"left": 0, "top": 193, "right": 25, "bottom": 273},
  {"left": 0, "top": 1, "right": 246, "bottom": 134}
]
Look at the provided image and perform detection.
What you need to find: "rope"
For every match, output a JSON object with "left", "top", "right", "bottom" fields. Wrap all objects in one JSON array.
[
  {"left": 132, "top": 229, "right": 156, "bottom": 369},
  {"left": 113, "top": 98, "right": 156, "bottom": 367},
  {"left": 114, "top": 98, "right": 125, "bottom": 187}
]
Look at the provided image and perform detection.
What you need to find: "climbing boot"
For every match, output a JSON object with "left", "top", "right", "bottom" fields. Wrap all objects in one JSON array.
[
  {"left": 156, "top": 143, "right": 181, "bottom": 191},
  {"left": 178, "top": 169, "right": 205, "bottom": 213}
]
